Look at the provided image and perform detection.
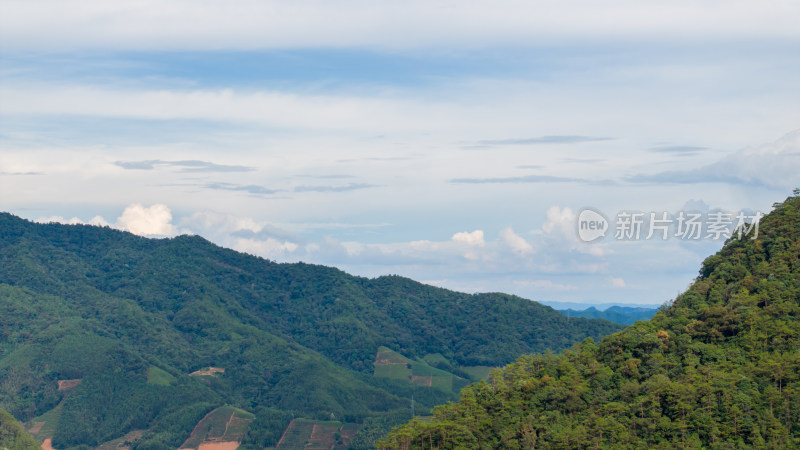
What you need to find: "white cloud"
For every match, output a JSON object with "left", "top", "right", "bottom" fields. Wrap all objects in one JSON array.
[
  {"left": 37, "top": 215, "right": 110, "bottom": 227},
  {"left": 87, "top": 215, "right": 111, "bottom": 227},
  {"left": 0, "top": 86, "right": 429, "bottom": 134},
  {"left": 451, "top": 230, "right": 485, "bottom": 246},
  {"left": 115, "top": 203, "right": 176, "bottom": 236},
  {"left": 585, "top": 245, "right": 610, "bottom": 257},
  {"left": 233, "top": 237, "right": 299, "bottom": 258},
  {"left": 500, "top": 226, "right": 534, "bottom": 256},
  {"left": 627, "top": 129, "right": 800, "bottom": 189},
  {"left": 35, "top": 207, "right": 168, "bottom": 236},
  {"left": 542, "top": 206, "right": 577, "bottom": 238},
  {"left": 181, "top": 210, "right": 263, "bottom": 234},
  {"left": 611, "top": 277, "right": 626, "bottom": 288}
]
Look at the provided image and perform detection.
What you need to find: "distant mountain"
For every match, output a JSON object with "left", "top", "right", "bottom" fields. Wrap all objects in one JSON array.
[
  {"left": 558, "top": 305, "right": 659, "bottom": 325},
  {"left": 0, "top": 408, "right": 39, "bottom": 450},
  {"left": 0, "top": 213, "right": 623, "bottom": 449},
  {"left": 380, "top": 192, "right": 800, "bottom": 448},
  {"left": 540, "top": 301, "right": 659, "bottom": 311}
]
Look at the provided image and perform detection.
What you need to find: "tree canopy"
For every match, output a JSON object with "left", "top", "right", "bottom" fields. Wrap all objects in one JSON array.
[{"left": 380, "top": 192, "right": 800, "bottom": 449}]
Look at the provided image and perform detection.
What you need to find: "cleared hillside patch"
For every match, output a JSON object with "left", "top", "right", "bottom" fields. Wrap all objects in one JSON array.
[
  {"left": 373, "top": 347, "right": 412, "bottom": 381},
  {"left": 56, "top": 379, "right": 81, "bottom": 391},
  {"left": 189, "top": 367, "right": 225, "bottom": 377},
  {"left": 305, "top": 422, "right": 339, "bottom": 450},
  {"left": 275, "top": 419, "right": 315, "bottom": 450},
  {"left": 373, "top": 347, "right": 466, "bottom": 393},
  {"left": 146, "top": 366, "right": 176, "bottom": 386},
  {"left": 274, "top": 419, "right": 360, "bottom": 450},
  {"left": 180, "top": 406, "right": 254, "bottom": 450},
  {"left": 25, "top": 402, "right": 62, "bottom": 442}
]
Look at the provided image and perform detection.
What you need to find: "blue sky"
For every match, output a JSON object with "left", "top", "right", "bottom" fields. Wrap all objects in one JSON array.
[{"left": 1, "top": 0, "right": 799, "bottom": 306}]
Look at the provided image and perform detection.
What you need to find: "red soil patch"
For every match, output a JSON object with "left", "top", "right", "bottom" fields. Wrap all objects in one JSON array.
[
  {"left": 41, "top": 439, "right": 55, "bottom": 450},
  {"left": 189, "top": 367, "right": 225, "bottom": 377},
  {"left": 197, "top": 442, "right": 239, "bottom": 450},
  {"left": 57, "top": 379, "right": 81, "bottom": 391}
]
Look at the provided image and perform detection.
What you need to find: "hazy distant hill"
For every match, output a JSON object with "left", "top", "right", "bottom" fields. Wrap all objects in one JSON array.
[
  {"left": 0, "top": 213, "right": 623, "bottom": 449},
  {"left": 380, "top": 192, "right": 800, "bottom": 448},
  {"left": 558, "top": 305, "right": 659, "bottom": 325}
]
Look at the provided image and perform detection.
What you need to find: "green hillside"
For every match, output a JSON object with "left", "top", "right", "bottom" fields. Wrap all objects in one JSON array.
[
  {"left": 372, "top": 347, "right": 473, "bottom": 394},
  {"left": 0, "top": 408, "right": 39, "bottom": 450},
  {"left": 0, "top": 212, "right": 622, "bottom": 449},
  {"left": 380, "top": 192, "right": 800, "bottom": 449}
]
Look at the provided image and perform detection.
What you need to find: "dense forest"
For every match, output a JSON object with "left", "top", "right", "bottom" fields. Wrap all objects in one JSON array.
[
  {"left": 380, "top": 192, "right": 800, "bottom": 449},
  {"left": 0, "top": 212, "right": 622, "bottom": 449}
]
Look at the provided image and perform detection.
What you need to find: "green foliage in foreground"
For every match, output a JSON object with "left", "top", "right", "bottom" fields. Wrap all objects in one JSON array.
[
  {"left": 0, "top": 408, "right": 39, "bottom": 450},
  {"left": 380, "top": 193, "right": 800, "bottom": 449},
  {"left": 0, "top": 210, "right": 622, "bottom": 448}
]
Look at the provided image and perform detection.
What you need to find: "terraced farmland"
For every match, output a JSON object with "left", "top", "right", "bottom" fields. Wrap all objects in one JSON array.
[
  {"left": 180, "top": 406, "right": 255, "bottom": 450},
  {"left": 275, "top": 419, "right": 360, "bottom": 450}
]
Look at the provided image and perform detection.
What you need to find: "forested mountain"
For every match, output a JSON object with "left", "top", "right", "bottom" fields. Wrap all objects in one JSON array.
[
  {"left": 380, "top": 193, "right": 800, "bottom": 449},
  {"left": 0, "top": 213, "right": 622, "bottom": 449},
  {"left": 557, "top": 306, "right": 658, "bottom": 325}
]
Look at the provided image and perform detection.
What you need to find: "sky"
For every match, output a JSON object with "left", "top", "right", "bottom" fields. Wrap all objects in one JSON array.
[{"left": 1, "top": 0, "right": 799, "bottom": 307}]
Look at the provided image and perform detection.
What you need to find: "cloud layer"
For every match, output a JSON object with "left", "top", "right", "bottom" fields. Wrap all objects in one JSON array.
[
  {"left": 3, "top": 0, "right": 799, "bottom": 306},
  {"left": 2, "top": 0, "right": 798, "bottom": 50},
  {"left": 628, "top": 130, "right": 800, "bottom": 189}
]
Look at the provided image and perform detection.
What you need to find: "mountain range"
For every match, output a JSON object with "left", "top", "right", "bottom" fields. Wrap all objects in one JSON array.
[
  {"left": 0, "top": 212, "right": 623, "bottom": 449},
  {"left": 557, "top": 306, "right": 659, "bottom": 325}
]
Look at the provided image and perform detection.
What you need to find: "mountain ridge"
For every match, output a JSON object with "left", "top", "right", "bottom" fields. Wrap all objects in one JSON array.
[
  {"left": 0, "top": 211, "right": 623, "bottom": 449},
  {"left": 557, "top": 305, "right": 659, "bottom": 325}
]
